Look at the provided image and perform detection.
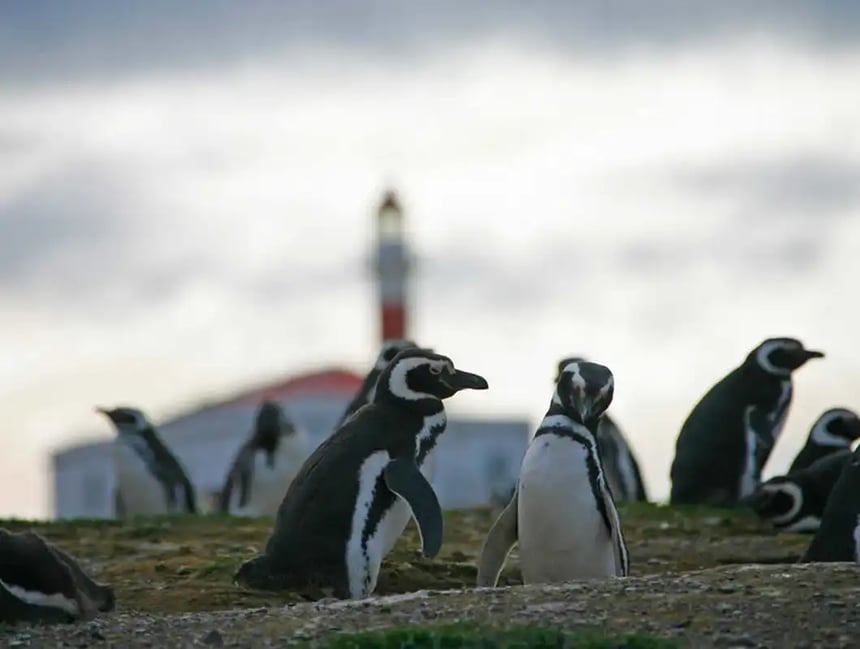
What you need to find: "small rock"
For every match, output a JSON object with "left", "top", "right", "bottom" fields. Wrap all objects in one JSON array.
[
  {"left": 714, "top": 633, "right": 756, "bottom": 647},
  {"left": 669, "top": 618, "right": 692, "bottom": 629},
  {"left": 200, "top": 630, "right": 224, "bottom": 647}
]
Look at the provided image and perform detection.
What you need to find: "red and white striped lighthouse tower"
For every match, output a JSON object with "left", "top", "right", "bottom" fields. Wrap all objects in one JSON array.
[{"left": 374, "top": 189, "right": 410, "bottom": 343}]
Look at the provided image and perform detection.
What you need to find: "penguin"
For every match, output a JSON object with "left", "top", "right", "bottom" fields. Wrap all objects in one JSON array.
[
  {"left": 746, "top": 449, "right": 851, "bottom": 533},
  {"left": 555, "top": 356, "right": 648, "bottom": 502},
  {"left": 788, "top": 408, "right": 860, "bottom": 474},
  {"left": 0, "top": 529, "right": 114, "bottom": 625},
  {"left": 802, "top": 445, "right": 860, "bottom": 563},
  {"left": 669, "top": 337, "right": 824, "bottom": 506},
  {"left": 233, "top": 348, "right": 488, "bottom": 599},
  {"left": 219, "top": 400, "right": 312, "bottom": 517},
  {"left": 335, "top": 339, "right": 419, "bottom": 428},
  {"left": 96, "top": 406, "right": 198, "bottom": 516},
  {"left": 476, "top": 360, "right": 630, "bottom": 587}
]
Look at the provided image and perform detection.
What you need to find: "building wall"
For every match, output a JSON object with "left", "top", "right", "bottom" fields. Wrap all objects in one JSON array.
[{"left": 51, "top": 396, "right": 531, "bottom": 519}]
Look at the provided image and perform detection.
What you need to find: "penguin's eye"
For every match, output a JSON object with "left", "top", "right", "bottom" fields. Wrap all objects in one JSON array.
[{"left": 429, "top": 365, "right": 442, "bottom": 375}]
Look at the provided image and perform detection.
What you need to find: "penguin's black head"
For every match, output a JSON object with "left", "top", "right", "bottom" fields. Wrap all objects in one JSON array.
[
  {"left": 555, "top": 356, "right": 586, "bottom": 382},
  {"left": 745, "top": 479, "right": 801, "bottom": 527},
  {"left": 811, "top": 408, "right": 860, "bottom": 446},
  {"left": 95, "top": 406, "right": 149, "bottom": 434},
  {"left": 378, "top": 348, "right": 489, "bottom": 404},
  {"left": 749, "top": 338, "right": 824, "bottom": 376},
  {"left": 374, "top": 339, "right": 422, "bottom": 370},
  {"left": 555, "top": 360, "right": 614, "bottom": 428}
]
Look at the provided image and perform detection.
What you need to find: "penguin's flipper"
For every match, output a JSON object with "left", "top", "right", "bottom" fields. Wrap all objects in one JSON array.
[
  {"left": 383, "top": 458, "right": 444, "bottom": 558},
  {"left": 476, "top": 489, "right": 518, "bottom": 588},
  {"left": 599, "top": 482, "right": 630, "bottom": 577},
  {"left": 48, "top": 544, "right": 115, "bottom": 614}
]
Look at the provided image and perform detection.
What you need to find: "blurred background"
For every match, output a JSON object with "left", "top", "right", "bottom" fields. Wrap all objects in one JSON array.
[{"left": 2, "top": 1, "right": 859, "bottom": 519}]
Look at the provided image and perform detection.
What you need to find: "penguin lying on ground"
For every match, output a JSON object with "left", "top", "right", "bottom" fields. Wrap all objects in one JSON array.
[
  {"left": 0, "top": 529, "right": 114, "bottom": 624},
  {"left": 233, "top": 348, "right": 488, "bottom": 599},
  {"left": 746, "top": 449, "right": 851, "bottom": 533},
  {"left": 477, "top": 360, "right": 629, "bottom": 587},
  {"left": 788, "top": 407, "right": 860, "bottom": 474},
  {"left": 219, "top": 400, "right": 311, "bottom": 517},
  {"left": 335, "top": 339, "right": 419, "bottom": 428},
  {"left": 670, "top": 337, "right": 824, "bottom": 506},
  {"left": 802, "top": 445, "right": 860, "bottom": 563},
  {"left": 555, "top": 356, "right": 648, "bottom": 502},
  {"left": 97, "top": 406, "right": 197, "bottom": 516}
]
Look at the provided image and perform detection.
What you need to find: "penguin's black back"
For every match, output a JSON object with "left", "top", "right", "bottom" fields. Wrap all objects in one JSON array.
[
  {"left": 138, "top": 427, "right": 198, "bottom": 513},
  {"left": 596, "top": 414, "right": 648, "bottom": 502},
  {"left": 262, "top": 403, "right": 424, "bottom": 579},
  {"left": 670, "top": 368, "right": 750, "bottom": 504},
  {"left": 803, "top": 449, "right": 860, "bottom": 562}
]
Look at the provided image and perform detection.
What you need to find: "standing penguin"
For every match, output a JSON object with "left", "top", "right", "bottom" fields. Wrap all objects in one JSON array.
[
  {"left": 476, "top": 360, "right": 629, "bottom": 587},
  {"left": 0, "top": 529, "right": 114, "bottom": 625},
  {"left": 747, "top": 449, "right": 851, "bottom": 533},
  {"left": 233, "top": 348, "right": 488, "bottom": 599},
  {"left": 219, "top": 400, "right": 311, "bottom": 517},
  {"left": 788, "top": 408, "right": 860, "bottom": 474},
  {"left": 802, "top": 445, "right": 860, "bottom": 563},
  {"left": 555, "top": 356, "right": 648, "bottom": 502},
  {"left": 669, "top": 338, "right": 824, "bottom": 506},
  {"left": 96, "top": 406, "right": 197, "bottom": 516},
  {"left": 335, "top": 339, "right": 419, "bottom": 428}
]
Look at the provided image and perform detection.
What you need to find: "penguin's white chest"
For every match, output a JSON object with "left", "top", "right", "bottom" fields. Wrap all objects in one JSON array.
[
  {"left": 113, "top": 439, "right": 169, "bottom": 515},
  {"left": 344, "top": 447, "right": 438, "bottom": 599},
  {"left": 517, "top": 434, "right": 617, "bottom": 583},
  {"left": 236, "top": 433, "right": 310, "bottom": 517}
]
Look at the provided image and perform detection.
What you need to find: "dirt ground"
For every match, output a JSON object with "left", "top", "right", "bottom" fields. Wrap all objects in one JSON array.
[{"left": 1, "top": 503, "right": 857, "bottom": 648}]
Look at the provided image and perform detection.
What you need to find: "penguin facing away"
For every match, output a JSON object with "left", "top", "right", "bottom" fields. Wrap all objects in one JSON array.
[
  {"left": 669, "top": 337, "right": 824, "bottom": 507},
  {"left": 219, "top": 400, "right": 312, "bottom": 517},
  {"left": 746, "top": 449, "right": 851, "bottom": 533},
  {"left": 477, "top": 360, "right": 629, "bottom": 588},
  {"left": 96, "top": 406, "right": 198, "bottom": 516},
  {"left": 233, "top": 348, "right": 489, "bottom": 599},
  {"left": 0, "top": 529, "right": 114, "bottom": 625},
  {"left": 788, "top": 408, "right": 860, "bottom": 474},
  {"left": 335, "top": 339, "right": 419, "bottom": 428},
  {"left": 802, "top": 445, "right": 860, "bottom": 563},
  {"left": 555, "top": 356, "right": 648, "bottom": 502}
]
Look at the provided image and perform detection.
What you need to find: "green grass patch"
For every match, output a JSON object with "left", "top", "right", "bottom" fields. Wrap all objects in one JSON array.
[{"left": 305, "top": 624, "right": 679, "bottom": 649}]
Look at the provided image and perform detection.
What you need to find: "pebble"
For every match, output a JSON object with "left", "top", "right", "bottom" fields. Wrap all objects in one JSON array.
[{"left": 201, "top": 630, "right": 224, "bottom": 646}]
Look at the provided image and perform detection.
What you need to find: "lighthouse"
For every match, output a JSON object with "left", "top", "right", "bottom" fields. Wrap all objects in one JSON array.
[{"left": 373, "top": 189, "right": 410, "bottom": 342}]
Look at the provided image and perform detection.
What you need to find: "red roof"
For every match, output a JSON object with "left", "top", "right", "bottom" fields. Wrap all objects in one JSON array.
[{"left": 229, "top": 368, "right": 364, "bottom": 405}]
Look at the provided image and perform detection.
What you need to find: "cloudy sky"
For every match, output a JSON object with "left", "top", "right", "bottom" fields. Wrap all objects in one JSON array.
[{"left": 2, "top": 2, "right": 860, "bottom": 518}]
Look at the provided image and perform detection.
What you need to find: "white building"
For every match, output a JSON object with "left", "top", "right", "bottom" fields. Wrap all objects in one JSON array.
[{"left": 51, "top": 367, "right": 530, "bottom": 519}]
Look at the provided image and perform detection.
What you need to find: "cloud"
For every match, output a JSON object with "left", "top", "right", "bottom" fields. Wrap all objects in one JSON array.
[
  {"left": 2, "top": 1, "right": 860, "bottom": 86},
  {"left": 679, "top": 154, "right": 860, "bottom": 218}
]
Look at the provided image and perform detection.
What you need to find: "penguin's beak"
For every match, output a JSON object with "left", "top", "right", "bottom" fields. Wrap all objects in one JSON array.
[
  {"left": 94, "top": 406, "right": 113, "bottom": 419},
  {"left": 442, "top": 370, "right": 489, "bottom": 391},
  {"left": 802, "top": 349, "right": 824, "bottom": 360}
]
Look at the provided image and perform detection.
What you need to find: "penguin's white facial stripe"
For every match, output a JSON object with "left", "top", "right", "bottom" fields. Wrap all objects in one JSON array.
[
  {"left": 755, "top": 340, "right": 799, "bottom": 376},
  {"left": 346, "top": 451, "right": 391, "bottom": 599},
  {"left": 757, "top": 482, "right": 802, "bottom": 524},
  {"left": 0, "top": 579, "right": 79, "bottom": 616},
  {"left": 387, "top": 358, "right": 451, "bottom": 401},
  {"left": 811, "top": 411, "right": 857, "bottom": 446}
]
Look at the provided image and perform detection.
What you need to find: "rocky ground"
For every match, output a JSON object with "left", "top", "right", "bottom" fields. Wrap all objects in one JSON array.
[{"left": 1, "top": 504, "right": 858, "bottom": 648}]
